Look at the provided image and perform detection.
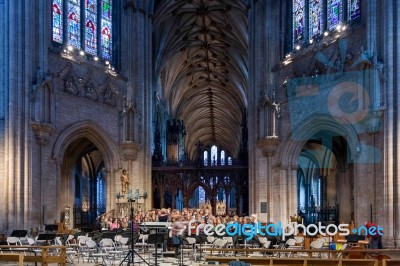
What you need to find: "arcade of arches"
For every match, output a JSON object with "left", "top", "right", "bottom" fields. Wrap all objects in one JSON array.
[{"left": 2, "top": 0, "right": 400, "bottom": 248}]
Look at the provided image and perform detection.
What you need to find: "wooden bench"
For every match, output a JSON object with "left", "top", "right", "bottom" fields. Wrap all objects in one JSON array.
[
  {"left": 0, "top": 253, "right": 24, "bottom": 266},
  {"left": 205, "top": 256, "right": 378, "bottom": 266},
  {"left": 0, "top": 245, "right": 67, "bottom": 266},
  {"left": 382, "top": 259, "right": 400, "bottom": 266}
]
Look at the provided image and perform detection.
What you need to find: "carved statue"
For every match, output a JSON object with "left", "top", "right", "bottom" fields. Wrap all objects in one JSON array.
[{"left": 120, "top": 169, "right": 130, "bottom": 196}]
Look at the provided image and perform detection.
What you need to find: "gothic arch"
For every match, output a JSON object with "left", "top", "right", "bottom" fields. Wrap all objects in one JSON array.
[
  {"left": 52, "top": 120, "right": 120, "bottom": 170},
  {"left": 277, "top": 114, "right": 361, "bottom": 168}
]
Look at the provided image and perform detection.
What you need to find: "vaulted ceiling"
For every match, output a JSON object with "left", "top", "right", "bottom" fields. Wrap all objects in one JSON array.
[{"left": 153, "top": 0, "right": 248, "bottom": 159}]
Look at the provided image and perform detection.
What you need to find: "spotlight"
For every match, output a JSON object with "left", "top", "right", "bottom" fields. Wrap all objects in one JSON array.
[
  {"left": 94, "top": 56, "right": 99, "bottom": 61},
  {"left": 67, "top": 45, "right": 73, "bottom": 51},
  {"left": 324, "top": 31, "right": 329, "bottom": 36},
  {"left": 79, "top": 50, "right": 85, "bottom": 56}
]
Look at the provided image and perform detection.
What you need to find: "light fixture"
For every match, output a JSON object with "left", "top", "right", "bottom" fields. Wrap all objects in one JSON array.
[
  {"left": 336, "top": 25, "right": 341, "bottom": 31},
  {"left": 105, "top": 60, "right": 110, "bottom": 65},
  {"left": 295, "top": 45, "right": 301, "bottom": 50},
  {"left": 341, "top": 25, "right": 347, "bottom": 31},
  {"left": 324, "top": 31, "right": 329, "bottom": 36},
  {"left": 94, "top": 56, "right": 99, "bottom": 61},
  {"left": 285, "top": 53, "right": 291, "bottom": 58},
  {"left": 79, "top": 50, "right": 85, "bottom": 56},
  {"left": 309, "top": 39, "right": 314, "bottom": 44},
  {"left": 67, "top": 45, "right": 73, "bottom": 51}
]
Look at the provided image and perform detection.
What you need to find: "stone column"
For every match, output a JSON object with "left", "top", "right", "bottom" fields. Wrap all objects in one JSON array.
[
  {"left": 382, "top": 0, "right": 398, "bottom": 248},
  {"left": 121, "top": 2, "right": 153, "bottom": 211}
]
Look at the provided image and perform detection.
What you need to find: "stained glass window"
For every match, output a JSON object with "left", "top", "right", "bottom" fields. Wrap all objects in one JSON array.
[
  {"left": 220, "top": 150, "right": 225, "bottom": 166},
  {"left": 228, "top": 157, "right": 232, "bottom": 166},
  {"left": 52, "top": 0, "right": 113, "bottom": 61},
  {"left": 52, "top": 0, "right": 63, "bottom": 43},
  {"left": 309, "top": 0, "right": 324, "bottom": 38},
  {"left": 198, "top": 186, "right": 206, "bottom": 205},
  {"left": 348, "top": 0, "right": 360, "bottom": 20},
  {"left": 101, "top": 0, "right": 112, "bottom": 60},
  {"left": 85, "top": 0, "right": 97, "bottom": 55},
  {"left": 211, "top": 145, "right": 218, "bottom": 166},
  {"left": 291, "top": 0, "right": 360, "bottom": 49},
  {"left": 293, "top": 0, "right": 305, "bottom": 45},
  {"left": 67, "top": 0, "right": 81, "bottom": 48},
  {"left": 203, "top": 151, "right": 208, "bottom": 166},
  {"left": 327, "top": 0, "right": 343, "bottom": 30}
]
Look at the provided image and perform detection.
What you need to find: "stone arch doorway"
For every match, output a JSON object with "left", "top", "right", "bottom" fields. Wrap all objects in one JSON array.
[
  {"left": 297, "top": 131, "right": 354, "bottom": 225},
  {"left": 277, "top": 115, "right": 360, "bottom": 225},
  {"left": 52, "top": 120, "right": 120, "bottom": 229},
  {"left": 65, "top": 139, "right": 106, "bottom": 228}
]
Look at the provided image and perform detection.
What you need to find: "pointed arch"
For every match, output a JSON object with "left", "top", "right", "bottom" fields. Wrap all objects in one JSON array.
[{"left": 52, "top": 120, "right": 121, "bottom": 170}]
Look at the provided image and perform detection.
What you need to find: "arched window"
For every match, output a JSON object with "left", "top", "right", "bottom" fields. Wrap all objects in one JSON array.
[
  {"left": 52, "top": 0, "right": 113, "bottom": 61},
  {"left": 198, "top": 186, "right": 206, "bottom": 205},
  {"left": 203, "top": 151, "right": 208, "bottom": 166},
  {"left": 309, "top": 0, "right": 324, "bottom": 38},
  {"left": 348, "top": 0, "right": 360, "bottom": 20},
  {"left": 327, "top": 0, "right": 343, "bottom": 30},
  {"left": 292, "top": 0, "right": 360, "bottom": 47},
  {"left": 211, "top": 145, "right": 218, "bottom": 166},
  {"left": 220, "top": 150, "right": 225, "bottom": 166},
  {"left": 227, "top": 157, "right": 232, "bottom": 166}
]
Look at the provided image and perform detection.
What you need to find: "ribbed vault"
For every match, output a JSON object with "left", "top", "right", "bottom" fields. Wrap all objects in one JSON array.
[{"left": 153, "top": 0, "right": 248, "bottom": 159}]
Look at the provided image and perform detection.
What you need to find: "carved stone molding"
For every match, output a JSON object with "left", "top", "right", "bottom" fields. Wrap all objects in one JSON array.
[
  {"left": 31, "top": 122, "right": 55, "bottom": 145},
  {"left": 119, "top": 141, "right": 142, "bottom": 160},
  {"left": 257, "top": 137, "right": 281, "bottom": 157},
  {"left": 363, "top": 110, "right": 383, "bottom": 134}
]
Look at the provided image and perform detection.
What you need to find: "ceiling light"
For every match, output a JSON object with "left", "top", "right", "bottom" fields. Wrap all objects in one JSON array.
[
  {"left": 324, "top": 31, "right": 329, "bottom": 36},
  {"left": 341, "top": 25, "right": 347, "bottom": 31},
  {"left": 79, "top": 50, "right": 85, "bottom": 56},
  {"left": 105, "top": 60, "right": 110, "bottom": 65},
  {"left": 94, "top": 56, "right": 99, "bottom": 61},
  {"left": 295, "top": 45, "right": 301, "bottom": 50},
  {"left": 309, "top": 39, "right": 314, "bottom": 44},
  {"left": 67, "top": 45, "right": 73, "bottom": 51}
]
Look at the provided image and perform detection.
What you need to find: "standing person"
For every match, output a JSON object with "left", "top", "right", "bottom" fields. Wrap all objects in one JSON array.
[
  {"left": 365, "top": 221, "right": 383, "bottom": 249},
  {"left": 171, "top": 214, "right": 186, "bottom": 258}
]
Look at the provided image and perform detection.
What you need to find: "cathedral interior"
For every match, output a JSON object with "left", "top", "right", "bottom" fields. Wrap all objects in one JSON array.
[{"left": 1, "top": 0, "right": 400, "bottom": 248}]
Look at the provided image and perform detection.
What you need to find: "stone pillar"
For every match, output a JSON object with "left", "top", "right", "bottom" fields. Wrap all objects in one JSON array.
[
  {"left": 0, "top": 0, "right": 40, "bottom": 232},
  {"left": 382, "top": 0, "right": 398, "bottom": 248},
  {"left": 121, "top": 2, "right": 153, "bottom": 211},
  {"left": 248, "top": 0, "right": 283, "bottom": 218}
]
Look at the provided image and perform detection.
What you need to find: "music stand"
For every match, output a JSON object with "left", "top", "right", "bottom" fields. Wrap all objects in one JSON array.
[
  {"left": 195, "top": 234, "right": 207, "bottom": 262},
  {"left": 44, "top": 224, "right": 58, "bottom": 233},
  {"left": 177, "top": 236, "right": 190, "bottom": 266},
  {"left": 148, "top": 233, "right": 164, "bottom": 266},
  {"left": 37, "top": 234, "right": 56, "bottom": 246},
  {"left": 11, "top": 230, "right": 28, "bottom": 238}
]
